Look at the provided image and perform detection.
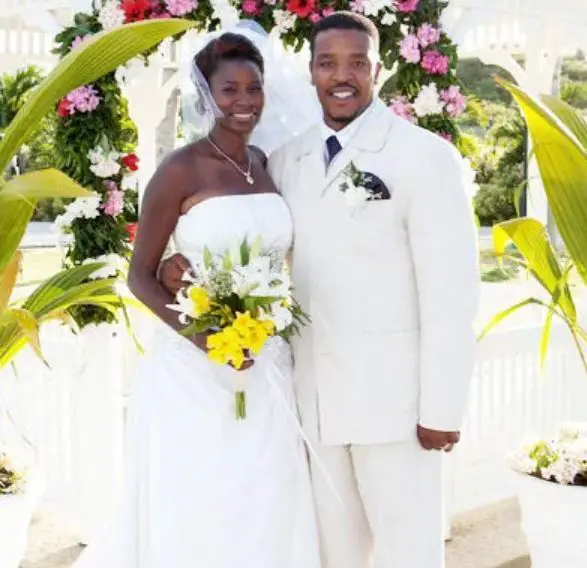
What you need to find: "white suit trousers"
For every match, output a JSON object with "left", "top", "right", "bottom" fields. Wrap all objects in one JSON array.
[{"left": 309, "top": 435, "right": 444, "bottom": 568}]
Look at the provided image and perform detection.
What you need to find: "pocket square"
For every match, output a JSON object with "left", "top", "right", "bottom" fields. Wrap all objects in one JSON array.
[{"left": 363, "top": 172, "right": 391, "bottom": 200}]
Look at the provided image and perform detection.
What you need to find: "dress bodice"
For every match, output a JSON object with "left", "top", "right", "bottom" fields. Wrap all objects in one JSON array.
[{"left": 173, "top": 193, "right": 293, "bottom": 266}]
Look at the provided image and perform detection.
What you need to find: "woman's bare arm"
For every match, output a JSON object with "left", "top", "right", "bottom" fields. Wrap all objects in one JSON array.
[{"left": 127, "top": 152, "right": 195, "bottom": 335}]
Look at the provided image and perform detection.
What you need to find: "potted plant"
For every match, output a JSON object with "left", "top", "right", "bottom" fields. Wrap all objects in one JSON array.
[
  {"left": 0, "top": 444, "right": 38, "bottom": 568},
  {"left": 509, "top": 424, "right": 587, "bottom": 568},
  {"left": 481, "top": 82, "right": 587, "bottom": 566}
]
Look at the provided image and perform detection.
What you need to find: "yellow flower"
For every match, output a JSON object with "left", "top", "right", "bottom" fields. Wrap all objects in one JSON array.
[
  {"left": 207, "top": 328, "right": 246, "bottom": 369},
  {"left": 188, "top": 286, "right": 211, "bottom": 316}
]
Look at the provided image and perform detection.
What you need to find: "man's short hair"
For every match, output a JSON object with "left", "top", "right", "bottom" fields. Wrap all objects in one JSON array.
[{"left": 310, "top": 12, "right": 380, "bottom": 58}]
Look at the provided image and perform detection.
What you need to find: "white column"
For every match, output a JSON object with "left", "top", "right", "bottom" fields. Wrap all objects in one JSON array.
[
  {"left": 120, "top": 53, "right": 178, "bottom": 209},
  {"left": 71, "top": 324, "right": 125, "bottom": 544},
  {"left": 524, "top": 26, "right": 562, "bottom": 241}
]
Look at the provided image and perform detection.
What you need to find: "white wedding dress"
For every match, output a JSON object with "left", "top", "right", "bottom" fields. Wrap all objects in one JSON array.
[{"left": 73, "top": 193, "right": 321, "bottom": 568}]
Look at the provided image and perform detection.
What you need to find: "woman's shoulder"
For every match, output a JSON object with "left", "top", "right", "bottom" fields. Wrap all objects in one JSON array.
[{"left": 248, "top": 144, "right": 267, "bottom": 168}]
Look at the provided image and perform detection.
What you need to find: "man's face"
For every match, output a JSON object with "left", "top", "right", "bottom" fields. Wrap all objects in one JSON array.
[{"left": 310, "top": 28, "right": 381, "bottom": 131}]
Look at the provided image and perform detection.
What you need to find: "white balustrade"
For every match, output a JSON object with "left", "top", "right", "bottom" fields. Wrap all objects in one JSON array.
[{"left": 2, "top": 319, "right": 586, "bottom": 538}]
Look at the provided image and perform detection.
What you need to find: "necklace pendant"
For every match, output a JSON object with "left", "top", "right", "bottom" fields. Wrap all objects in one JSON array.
[{"left": 245, "top": 173, "right": 254, "bottom": 185}]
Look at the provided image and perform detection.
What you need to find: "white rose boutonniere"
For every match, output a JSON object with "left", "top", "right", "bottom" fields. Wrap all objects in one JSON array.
[{"left": 338, "top": 161, "right": 380, "bottom": 212}]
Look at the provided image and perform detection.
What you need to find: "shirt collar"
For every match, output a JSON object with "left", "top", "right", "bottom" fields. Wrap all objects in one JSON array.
[{"left": 321, "top": 99, "right": 375, "bottom": 148}]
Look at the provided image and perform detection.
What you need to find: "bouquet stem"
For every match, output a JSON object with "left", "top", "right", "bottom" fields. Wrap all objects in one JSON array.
[
  {"left": 233, "top": 369, "right": 249, "bottom": 420},
  {"left": 235, "top": 391, "right": 246, "bottom": 420}
]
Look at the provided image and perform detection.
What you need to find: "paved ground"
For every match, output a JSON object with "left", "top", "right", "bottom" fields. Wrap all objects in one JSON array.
[{"left": 22, "top": 499, "right": 530, "bottom": 568}]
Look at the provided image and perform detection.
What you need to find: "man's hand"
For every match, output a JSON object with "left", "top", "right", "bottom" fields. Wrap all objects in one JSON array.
[
  {"left": 417, "top": 425, "right": 460, "bottom": 452},
  {"left": 159, "top": 253, "right": 193, "bottom": 295}
]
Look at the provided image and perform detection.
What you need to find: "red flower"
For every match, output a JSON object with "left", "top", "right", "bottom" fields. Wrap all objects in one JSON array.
[
  {"left": 122, "top": 153, "right": 140, "bottom": 171},
  {"left": 122, "top": 0, "right": 150, "bottom": 22},
  {"left": 125, "top": 223, "right": 138, "bottom": 244},
  {"left": 57, "top": 98, "right": 72, "bottom": 118},
  {"left": 286, "top": 0, "right": 316, "bottom": 18}
]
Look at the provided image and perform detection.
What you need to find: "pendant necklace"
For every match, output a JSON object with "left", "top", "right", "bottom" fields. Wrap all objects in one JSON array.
[{"left": 207, "top": 135, "right": 254, "bottom": 185}]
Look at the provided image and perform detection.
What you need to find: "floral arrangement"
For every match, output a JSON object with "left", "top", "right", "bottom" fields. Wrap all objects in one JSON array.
[
  {"left": 167, "top": 237, "right": 308, "bottom": 419},
  {"left": 0, "top": 446, "right": 26, "bottom": 496},
  {"left": 51, "top": 0, "right": 466, "bottom": 327},
  {"left": 338, "top": 161, "right": 380, "bottom": 209},
  {"left": 510, "top": 423, "right": 587, "bottom": 486}
]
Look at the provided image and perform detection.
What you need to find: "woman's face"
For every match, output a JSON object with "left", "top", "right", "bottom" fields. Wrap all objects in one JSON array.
[{"left": 209, "top": 59, "right": 264, "bottom": 136}]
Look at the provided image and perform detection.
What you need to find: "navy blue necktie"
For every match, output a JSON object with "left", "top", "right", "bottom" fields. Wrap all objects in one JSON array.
[{"left": 325, "top": 135, "right": 342, "bottom": 166}]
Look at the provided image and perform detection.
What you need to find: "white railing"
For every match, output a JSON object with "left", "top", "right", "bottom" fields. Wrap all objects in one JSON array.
[
  {"left": 449, "top": 324, "right": 587, "bottom": 515},
  {"left": 1, "top": 321, "right": 586, "bottom": 535},
  {"left": 0, "top": 23, "right": 57, "bottom": 74}
]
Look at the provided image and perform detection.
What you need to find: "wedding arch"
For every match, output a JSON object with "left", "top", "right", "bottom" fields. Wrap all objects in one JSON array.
[{"left": 52, "top": 0, "right": 466, "bottom": 327}]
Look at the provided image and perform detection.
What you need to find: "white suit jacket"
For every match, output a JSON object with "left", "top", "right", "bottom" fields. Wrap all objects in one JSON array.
[{"left": 268, "top": 99, "right": 480, "bottom": 446}]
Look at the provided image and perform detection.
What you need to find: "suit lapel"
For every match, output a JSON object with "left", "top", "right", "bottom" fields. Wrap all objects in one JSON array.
[{"left": 323, "top": 99, "right": 394, "bottom": 193}]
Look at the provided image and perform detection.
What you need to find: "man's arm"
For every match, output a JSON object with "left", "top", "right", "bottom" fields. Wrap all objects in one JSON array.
[{"left": 406, "top": 140, "right": 480, "bottom": 448}]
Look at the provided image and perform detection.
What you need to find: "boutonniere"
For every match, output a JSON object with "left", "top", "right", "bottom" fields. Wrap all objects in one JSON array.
[{"left": 338, "top": 161, "right": 380, "bottom": 210}]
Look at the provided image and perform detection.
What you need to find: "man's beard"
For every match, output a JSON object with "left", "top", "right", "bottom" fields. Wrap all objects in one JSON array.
[{"left": 326, "top": 98, "right": 372, "bottom": 128}]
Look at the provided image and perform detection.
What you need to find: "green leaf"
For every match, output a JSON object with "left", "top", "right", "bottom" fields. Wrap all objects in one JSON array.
[
  {"left": 0, "top": 170, "right": 93, "bottom": 274},
  {"left": 541, "top": 94, "right": 587, "bottom": 149},
  {"left": 497, "top": 79, "right": 587, "bottom": 286},
  {"left": 0, "top": 19, "right": 196, "bottom": 174},
  {"left": 492, "top": 218, "right": 576, "bottom": 322},
  {"left": 240, "top": 238, "right": 250, "bottom": 266},
  {"left": 0, "top": 251, "right": 22, "bottom": 313},
  {"left": 203, "top": 247, "right": 213, "bottom": 270},
  {"left": 478, "top": 298, "right": 547, "bottom": 341}
]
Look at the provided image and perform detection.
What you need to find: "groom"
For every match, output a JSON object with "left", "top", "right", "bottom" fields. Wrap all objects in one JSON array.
[{"left": 161, "top": 12, "right": 479, "bottom": 568}]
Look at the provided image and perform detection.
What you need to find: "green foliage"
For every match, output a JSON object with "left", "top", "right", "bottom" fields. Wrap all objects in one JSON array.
[
  {"left": 456, "top": 58, "right": 516, "bottom": 104},
  {"left": 474, "top": 183, "right": 518, "bottom": 227},
  {"left": 0, "top": 66, "right": 44, "bottom": 130}
]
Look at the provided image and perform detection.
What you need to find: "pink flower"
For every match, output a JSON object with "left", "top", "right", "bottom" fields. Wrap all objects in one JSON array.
[
  {"left": 350, "top": 0, "right": 363, "bottom": 12},
  {"left": 65, "top": 85, "right": 101, "bottom": 114},
  {"left": 102, "top": 185, "right": 125, "bottom": 217},
  {"left": 389, "top": 96, "right": 416, "bottom": 123},
  {"left": 309, "top": 12, "right": 321, "bottom": 22},
  {"left": 438, "top": 132, "right": 453, "bottom": 143},
  {"left": 395, "top": 0, "right": 419, "bottom": 13},
  {"left": 322, "top": 6, "right": 334, "bottom": 16},
  {"left": 440, "top": 85, "right": 467, "bottom": 117},
  {"left": 421, "top": 50, "right": 449, "bottom": 75},
  {"left": 242, "top": 0, "right": 259, "bottom": 14},
  {"left": 416, "top": 23, "right": 440, "bottom": 48},
  {"left": 70, "top": 35, "right": 90, "bottom": 50},
  {"left": 150, "top": 10, "right": 172, "bottom": 18},
  {"left": 399, "top": 34, "right": 421, "bottom": 64},
  {"left": 164, "top": 0, "right": 197, "bottom": 15}
]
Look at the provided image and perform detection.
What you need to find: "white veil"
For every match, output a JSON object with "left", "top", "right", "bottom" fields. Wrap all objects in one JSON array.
[{"left": 178, "top": 20, "right": 322, "bottom": 154}]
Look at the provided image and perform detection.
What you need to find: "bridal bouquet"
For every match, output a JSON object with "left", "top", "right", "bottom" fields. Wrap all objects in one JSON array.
[{"left": 167, "top": 237, "right": 308, "bottom": 419}]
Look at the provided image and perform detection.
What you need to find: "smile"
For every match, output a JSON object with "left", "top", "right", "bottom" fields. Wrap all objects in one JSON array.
[
  {"left": 231, "top": 112, "right": 257, "bottom": 120},
  {"left": 328, "top": 89, "right": 357, "bottom": 100}
]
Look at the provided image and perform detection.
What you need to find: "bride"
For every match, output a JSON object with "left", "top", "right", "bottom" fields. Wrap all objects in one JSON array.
[{"left": 72, "top": 24, "right": 322, "bottom": 568}]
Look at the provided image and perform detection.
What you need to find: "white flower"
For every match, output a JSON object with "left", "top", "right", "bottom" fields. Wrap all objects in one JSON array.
[
  {"left": 98, "top": 0, "right": 125, "bottom": 30},
  {"left": 76, "top": 196, "right": 102, "bottom": 219},
  {"left": 261, "top": 301, "right": 293, "bottom": 332},
  {"left": 83, "top": 254, "right": 126, "bottom": 280},
  {"left": 274, "top": 10, "right": 297, "bottom": 33},
  {"left": 541, "top": 458, "right": 578, "bottom": 485},
  {"left": 343, "top": 181, "right": 372, "bottom": 208},
  {"left": 121, "top": 174, "right": 139, "bottom": 191},
  {"left": 166, "top": 290, "right": 197, "bottom": 325},
  {"left": 88, "top": 147, "right": 121, "bottom": 179},
  {"left": 232, "top": 256, "right": 273, "bottom": 297},
  {"left": 211, "top": 0, "right": 239, "bottom": 27},
  {"left": 413, "top": 83, "right": 445, "bottom": 117},
  {"left": 381, "top": 12, "right": 396, "bottom": 26},
  {"left": 361, "top": 0, "right": 388, "bottom": 16}
]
